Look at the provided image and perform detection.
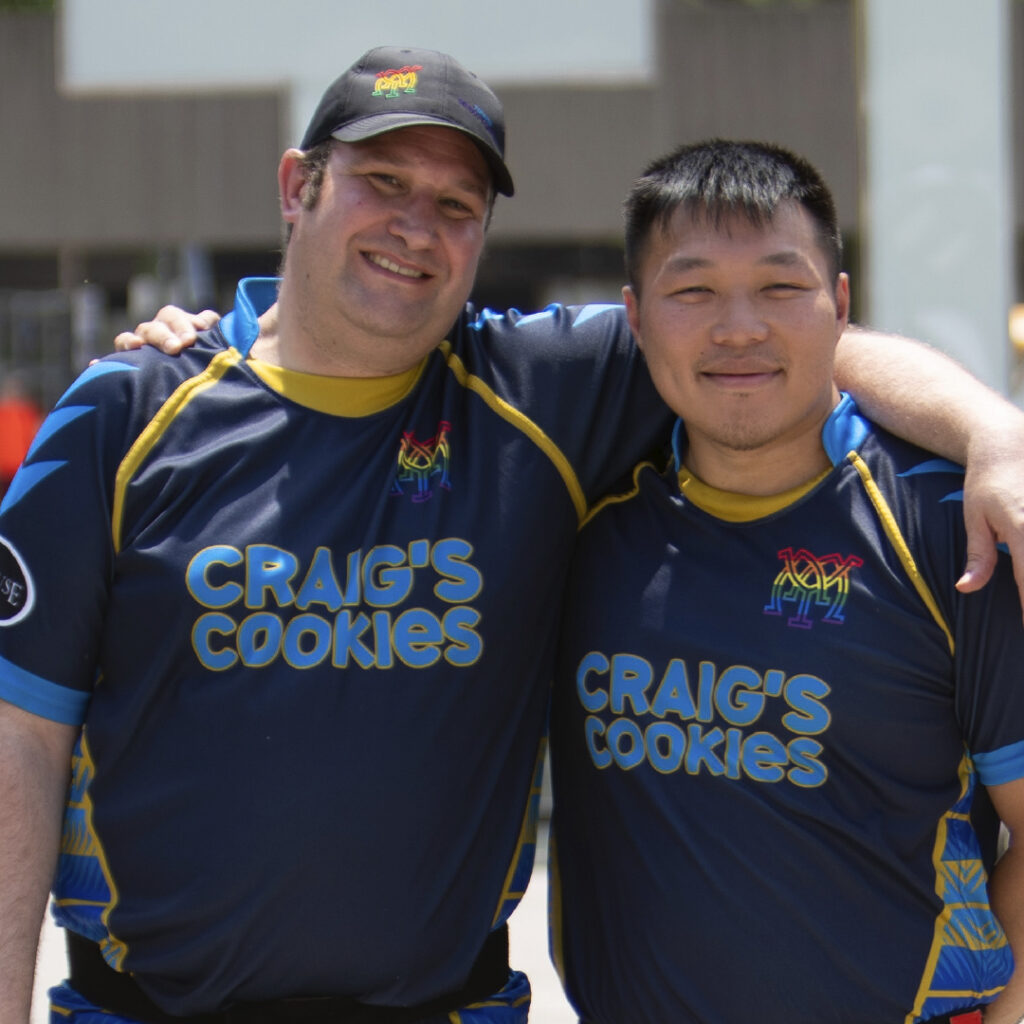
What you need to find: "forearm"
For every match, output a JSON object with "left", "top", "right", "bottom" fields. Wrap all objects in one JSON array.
[
  {"left": 0, "top": 702, "right": 74, "bottom": 1022},
  {"left": 836, "top": 327, "right": 1024, "bottom": 602},
  {"left": 834, "top": 325, "right": 1024, "bottom": 464}
]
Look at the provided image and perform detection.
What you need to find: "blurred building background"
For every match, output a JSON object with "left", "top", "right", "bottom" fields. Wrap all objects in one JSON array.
[
  {"left": 0, "top": 0, "right": 1022, "bottom": 412},
  {"left": 6, "top": 6, "right": 1023, "bottom": 1017}
]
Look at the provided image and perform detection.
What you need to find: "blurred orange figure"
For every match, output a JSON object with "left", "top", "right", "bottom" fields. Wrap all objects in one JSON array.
[{"left": 0, "top": 376, "right": 42, "bottom": 496}]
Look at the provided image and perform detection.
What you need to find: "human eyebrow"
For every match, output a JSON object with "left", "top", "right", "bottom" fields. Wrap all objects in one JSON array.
[
  {"left": 758, "top": 251, "right": 809, "bottom": 268},
  {"left": 447, "top": 176, "right": 490, "bottom": 203},
  {"left": 344, "top": 145, "right": 414, "bottom": 175},
  {"left": 465, "top": 179, "right": 491, "bottom": 201},
  {"left": 664, "top": 256, "right": 714, "bottom": 273},
  {"left": 351, "top": 155, "right": 489, "bottom": 203}
]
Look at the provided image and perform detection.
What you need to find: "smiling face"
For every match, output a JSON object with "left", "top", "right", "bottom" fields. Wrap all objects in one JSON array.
[
  {"left": 276, "top": 124, "right": 491, "bottom": 376},
  {"left": 625, "top": 200, "right": 850, "bottom": 493}
]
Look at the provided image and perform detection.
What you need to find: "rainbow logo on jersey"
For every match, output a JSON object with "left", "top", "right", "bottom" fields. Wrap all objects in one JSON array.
[
  {"left": 373, "top": 65, "right": 423, "bottom": 99},
  {"left": 391, "top": 420, "right": 452, "bottom": 503},
  {"left": 763, "top": 547, "right": 863, "bottom": 629}
]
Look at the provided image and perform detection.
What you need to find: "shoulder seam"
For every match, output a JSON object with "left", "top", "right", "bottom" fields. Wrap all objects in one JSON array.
[
  {"left": 112, "top": 349, "right": 243, "bottom": 552},
  {"left": 581, "top": 460, "right": 652, "bottom": 529},
  {"left": 847, "top": 451, "right": 954, "bottom": 655},
  {"left": 438, "top": 341, "right": 588, "bottom": 523}
]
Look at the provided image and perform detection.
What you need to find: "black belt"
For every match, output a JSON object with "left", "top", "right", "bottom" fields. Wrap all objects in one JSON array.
[{"left": 66, "top": 925, "right": 509, "bottom": 1024}]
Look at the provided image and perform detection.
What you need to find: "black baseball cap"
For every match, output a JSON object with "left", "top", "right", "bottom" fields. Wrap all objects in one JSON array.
[{"left": 300, "top": 45, "right": 514, "bottom": 196}]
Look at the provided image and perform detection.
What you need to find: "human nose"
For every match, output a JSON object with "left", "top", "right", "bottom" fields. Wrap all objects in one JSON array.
[
  {"left": 387, "top": 193, "right": 439, "bottom": 249},
  {"left": 710, "top": 294, "right": 769, "bottom": 347}
]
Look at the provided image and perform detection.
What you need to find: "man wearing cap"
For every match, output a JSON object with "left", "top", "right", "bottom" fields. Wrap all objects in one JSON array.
[
  {"left": 1, "top": 46, "right": 1023, "bottom": 1024},
  {"left": 0, "top": 46, "right": 663, "bottom": 1024}
]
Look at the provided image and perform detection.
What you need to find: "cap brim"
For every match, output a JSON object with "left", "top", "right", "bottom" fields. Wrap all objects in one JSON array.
[{"left": 331, "top": 113, "right": 514, "bottom": 196}]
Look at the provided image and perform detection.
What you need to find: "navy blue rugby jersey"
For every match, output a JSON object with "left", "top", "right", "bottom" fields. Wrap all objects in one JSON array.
[
  {"left": 0, "top": 278, "right": 668, "bottom": 1013},
  {"left": 549, "top": 395, "right": 1024, "bottom": 1024}
]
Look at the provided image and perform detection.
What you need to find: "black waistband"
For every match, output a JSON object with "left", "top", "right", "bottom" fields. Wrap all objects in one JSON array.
[{"left": 66, "top": 925, "right": 509, "bottom": 1024}]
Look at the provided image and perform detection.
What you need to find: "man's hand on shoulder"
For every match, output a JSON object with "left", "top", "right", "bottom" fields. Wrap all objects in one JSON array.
[
  {"left": 957, "top": 412, "right": 1024, "bottom": 623},
  {"left": 113, "top": 306, "right": 221, "bottom": 354}
]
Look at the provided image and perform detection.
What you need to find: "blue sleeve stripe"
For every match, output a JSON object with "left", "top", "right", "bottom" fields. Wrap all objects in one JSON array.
[
  {"left": 974, "top": 741, "right": 1024, "bottom": 786},
  {"left": 0, "top": 656, "right": 89, "bottom": 725},
  {"left": 467, "top": 307, "right": 506, "bottom": 331},
  {"left": 0, "top": 460, "right": 67, "bottom": 514},
  {"left": 56, "top": 360, "right": 137, "bottom": 406},
  {"left": 570, "top": 303, "right": 622, "bottom": 326},
  {"left": 510, "top": 309, "right": 557, "bottom": 328},
  {"left": 899, "top": 458, "right": 963, "bottom": 477},
  {"left": 27, "top": 405, "right": 95, "bottom": 460}
]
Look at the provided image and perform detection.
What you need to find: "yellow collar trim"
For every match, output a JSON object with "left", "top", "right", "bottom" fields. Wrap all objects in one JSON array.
[
  {"left": 246, "top": 356, "right": 425, "bottom": 416},
  {"left": 677, "top": 466, "right": 831, "bottom": 522}
]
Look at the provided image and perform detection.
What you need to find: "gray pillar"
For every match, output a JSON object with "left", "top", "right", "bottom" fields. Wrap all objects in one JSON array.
[{"left": 860, "top": 0, "right": 1014, "bottom": 392}]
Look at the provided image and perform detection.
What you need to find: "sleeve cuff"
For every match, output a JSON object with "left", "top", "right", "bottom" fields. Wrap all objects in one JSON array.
[
  {"left": 0, "top": 655, "right": 89, "bottom": 725},
  {"left": 973, "top": 740, "right": 1024, "bottom": 786}
]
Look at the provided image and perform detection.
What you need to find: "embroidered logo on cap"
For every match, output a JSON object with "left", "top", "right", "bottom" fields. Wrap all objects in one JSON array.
[
  {"left": 373, "top": 65, "right": 424, "bottom": 99},
  {"left": 457, "top": 99, "right": 498, "bottom": 143}
]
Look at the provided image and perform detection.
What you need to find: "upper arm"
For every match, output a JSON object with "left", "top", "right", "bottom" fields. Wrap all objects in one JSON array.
[
  {"left": 0, "top": 699, "right": 76, "bottom": 1019},
  {"left": 987, "top": 777, "right": 1024, "bottom": 841},
  {"left": 0, "top": 697, "right": 78, "bottom": 776},
  {"left": 835, "top": 325, "right": 1024, "bottom": 464},
  {"left": 0, "top": 362, "right": 138, "bottom": 711}
]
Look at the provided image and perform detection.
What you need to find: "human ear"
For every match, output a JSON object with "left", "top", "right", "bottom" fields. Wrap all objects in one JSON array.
[
  {"left": 278, "top": 149, "right": 308, "bottom": 224},
  {"left": 834, "top": 273, "right": 851, "bottom": 335}
]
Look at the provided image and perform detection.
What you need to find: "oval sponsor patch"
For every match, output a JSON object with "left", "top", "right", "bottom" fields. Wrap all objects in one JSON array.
[{"left": 0, "top": 536, "right": 33, "bottom": 625}]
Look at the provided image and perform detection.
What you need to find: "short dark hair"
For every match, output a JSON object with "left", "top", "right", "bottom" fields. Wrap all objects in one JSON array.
[{"left": 623, "top": 139, "right": 843, "bottom": 292}]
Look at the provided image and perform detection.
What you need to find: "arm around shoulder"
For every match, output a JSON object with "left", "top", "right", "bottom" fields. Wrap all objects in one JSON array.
[
  {"left": 113, "top": 306, "right": 221, "bottom": 354},
  {"left": 0, "top": 699, "right": 77, "bottom": 1022},
  {"left": 835, "top": 327, "right": 1024, "bottom": 612},
  {"left": 834, "top": 326, "right": 1021, "bottom": 463}
]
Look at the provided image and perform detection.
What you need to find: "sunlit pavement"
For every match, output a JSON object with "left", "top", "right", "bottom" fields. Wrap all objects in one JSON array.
[
  {"left": 32, "top": 822, "right": 575, "bottom": 1024},
  {"left": 509, "top": 821, "right": 577, "bottom": 1023},
  {"left": 33, "top": 910, "right": 64, "bottom": 1024}
]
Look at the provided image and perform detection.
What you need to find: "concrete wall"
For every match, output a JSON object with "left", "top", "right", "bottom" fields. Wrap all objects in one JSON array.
[
  {"left": 0, "top": 12, "right": 282, "bottom": 249},
  {"left": 0, "top": 4, "right": 1020, "bottom": 271}
]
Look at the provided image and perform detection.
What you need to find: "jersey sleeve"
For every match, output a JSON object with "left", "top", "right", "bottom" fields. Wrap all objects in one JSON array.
[
  {"left": 454, "top": 303, "right": 672, "bottom": 505},
  {"left": 952, "top": 546, "right": 1024, "bottom": 785},
  {"left": 894, "top": 447, "right": 1024, "bottom": 785},
  {"left": 0, "top": 356, "right": 153, "bottom": 724}
]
